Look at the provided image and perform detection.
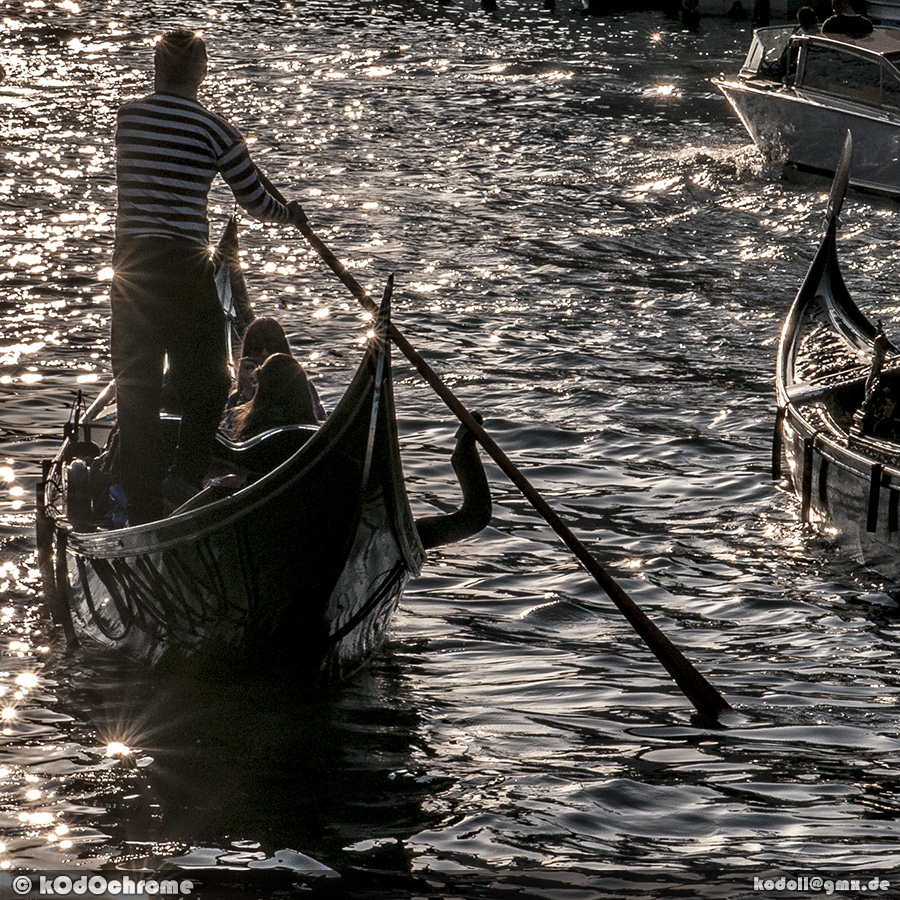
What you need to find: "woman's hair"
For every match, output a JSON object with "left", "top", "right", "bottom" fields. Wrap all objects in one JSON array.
[
  {"left": 154, "top": 29, "right": 208, "bottom": 91},
  {"left": 239, "top": 317, "right": 291, "bottom": 361},
  {"left": 230, "top": 353, "right": 320, "bottom": 439}
]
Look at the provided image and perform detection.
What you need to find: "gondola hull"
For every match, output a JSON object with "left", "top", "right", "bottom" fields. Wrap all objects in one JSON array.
[
  {"left": 775, "top": 134, "right": 900, "bottom": 579},
  {"left": 777, "top": 362, "right": 900, "bottom": 578},
  {"left": 38, "top": 320, "right": 426, "bottom": 683}
]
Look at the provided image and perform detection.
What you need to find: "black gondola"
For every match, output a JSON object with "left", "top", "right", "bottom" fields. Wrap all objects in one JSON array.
[
  {"left": 775, "top": 132, "right": 900, "bottom": 580},
  {"left": 35, "top": 224, "right": 490, "bottom": 682}
]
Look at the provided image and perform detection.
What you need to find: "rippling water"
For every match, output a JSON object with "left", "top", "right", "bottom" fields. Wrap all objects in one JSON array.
[{"left": 3, "top": 1, "right": 900, "bottom": 897}]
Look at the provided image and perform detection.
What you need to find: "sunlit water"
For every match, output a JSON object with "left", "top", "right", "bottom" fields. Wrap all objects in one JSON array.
[{"left": 2, "top": 1, "right": 900, "bottom": 897}]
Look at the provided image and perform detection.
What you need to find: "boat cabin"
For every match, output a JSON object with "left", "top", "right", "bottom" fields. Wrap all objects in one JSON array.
[{"left": 740, "top": 25, "right": 900, "bottom": 108}]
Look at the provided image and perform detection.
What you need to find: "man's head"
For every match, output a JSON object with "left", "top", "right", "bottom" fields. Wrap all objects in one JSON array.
[
  {"left": 154, "top": 29, "right": 207, "bottom": 95},
  {"left": 797, "top": 5, "right": 817, "bottom": 27}
]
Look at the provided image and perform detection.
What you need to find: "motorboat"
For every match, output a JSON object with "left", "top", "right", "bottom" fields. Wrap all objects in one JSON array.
[{"left": 715, "top": 25, "right": 900, "bottom": 196}]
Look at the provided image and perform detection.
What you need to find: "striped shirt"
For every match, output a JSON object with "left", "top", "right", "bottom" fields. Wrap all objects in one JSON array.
[{"left": 115, "top": 92, "right": 292, "bottom": 244}]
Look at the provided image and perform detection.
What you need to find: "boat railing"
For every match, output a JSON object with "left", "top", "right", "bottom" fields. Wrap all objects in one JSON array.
[
  {"left": 216, "top": 423, "right": 319, "bottom": 451},
  {"left": 213, "top": 424, "right": 320, "bottom": 475}
]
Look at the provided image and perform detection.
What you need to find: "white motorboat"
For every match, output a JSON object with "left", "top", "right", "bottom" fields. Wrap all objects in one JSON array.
[{"left": 715, "top": 25, "right": 900, "bottom": 196}]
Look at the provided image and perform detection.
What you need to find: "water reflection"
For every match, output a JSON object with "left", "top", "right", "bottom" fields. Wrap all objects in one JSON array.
[{"left": 0, "top": 628, "right": 437, "bottom": 878}]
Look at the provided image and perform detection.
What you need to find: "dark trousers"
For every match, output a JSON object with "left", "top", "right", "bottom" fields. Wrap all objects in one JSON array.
[{"left": 110, "top": 236, "right": 231, "bottom": 524}]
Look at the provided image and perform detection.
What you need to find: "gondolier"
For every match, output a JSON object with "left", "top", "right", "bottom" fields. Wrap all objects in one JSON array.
[{"left": 111, "top": 28, "right": 307, "bottom": 525}]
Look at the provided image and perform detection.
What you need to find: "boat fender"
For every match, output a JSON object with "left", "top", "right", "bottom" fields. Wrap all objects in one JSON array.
[
  {"left": 772, "top": 407, "right": 785, "bottom": 481},
  {"left": 415, "top": 414, "right": 492, "bottom": 550},
  {"left": 867, "top": 464, "right": 883, "bottom": 534},
  {"left": 818, "top": 455, "right": 829, "bottom": 505},
  {"left": 65, "top": 459, "right": 93, "bottom": 531},
  {"left": 800, "top": 438, "right": 814, "bottom": 523},
  {"left": 35, "top": 471, "right": 58, "bottom": 612},
  {"left": 51, "top": 529, "right": 78, "bottom": 648}
]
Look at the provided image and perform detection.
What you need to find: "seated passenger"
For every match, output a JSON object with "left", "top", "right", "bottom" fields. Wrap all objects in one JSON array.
[
  {"left": 229, "top": 353, "right": 322, "bottom": 440},
  {"left": 821, "top": 0, "right": 872, "bottom": 37},
  {"left": 226, "top": 317, "right": 291, "bottom": 413},
  {"left": 781, "top": 6, "right": 820, "bottom": 77},
  {"left": 223, "top": 316, "right": 326, "bottom": 426}
]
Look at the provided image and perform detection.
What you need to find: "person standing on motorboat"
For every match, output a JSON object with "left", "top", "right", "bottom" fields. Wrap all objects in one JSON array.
[
  {"left": 780, "top": 6, "right": 820, "bottom": 77},
  {"left": 821, "top": 0, "right": 873, "bottom": 36},
  {"left": 110, "top": 29, "right": 308, "bottom": 525},
  {"left": 796, "top": 6, "right": 820, "bottom": 33}
]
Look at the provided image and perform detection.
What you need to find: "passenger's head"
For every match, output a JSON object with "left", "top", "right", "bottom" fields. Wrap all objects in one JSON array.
[
  {"left": 154, "top": 29, "right": 208, "bottom": 94},
  {"left": 253, "top": 353, "right": 317, "bottom": 418},
  {"left": 240, "top": 317, "right": 291, "bottom": 365}
]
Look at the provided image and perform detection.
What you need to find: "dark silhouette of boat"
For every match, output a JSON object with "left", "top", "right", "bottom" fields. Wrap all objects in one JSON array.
[
  {"left": 775, "top": 133, "right": 900, "bottom": 579},
  {"left": 36, "top": 223, "right": 491, "bottom": 682}
]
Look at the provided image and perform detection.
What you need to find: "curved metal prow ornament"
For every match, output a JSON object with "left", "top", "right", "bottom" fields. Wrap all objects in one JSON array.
[{"left": 826, "top": 131, "right": 853, "bottom": 232}]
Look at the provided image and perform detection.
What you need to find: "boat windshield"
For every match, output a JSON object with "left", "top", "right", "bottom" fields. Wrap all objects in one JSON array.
[
  {"left": 799, "top": 39, "right": 900, "bottom": 108},
  {"left": 740, "top": 25, "right": 797, "bottom": 80}
]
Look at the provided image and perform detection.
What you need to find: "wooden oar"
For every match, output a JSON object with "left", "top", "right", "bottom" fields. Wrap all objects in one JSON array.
[{"left": 262, "top": 175, "right": 731, "bottom": 719}]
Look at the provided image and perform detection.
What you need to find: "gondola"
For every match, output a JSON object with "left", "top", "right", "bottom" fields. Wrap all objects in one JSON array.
[
  {"left": 35, "top": 223, "right": 491, "bottom": 683},
  {"left": 775, "top": 132, "right": 900, "bottom": 580}
]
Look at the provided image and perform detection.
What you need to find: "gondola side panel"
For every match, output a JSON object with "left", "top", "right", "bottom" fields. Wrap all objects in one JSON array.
[
  {"left": 780, "top": 404, "right": 900, "bottom": 577},
  {"left": 313, "top": 350, "right": 426, "bottom": 681},
  {"left": 59, "top": 454, "right": 363, "bottom": 673}
]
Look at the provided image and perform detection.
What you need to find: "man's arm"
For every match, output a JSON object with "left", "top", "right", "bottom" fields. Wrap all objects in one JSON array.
[{"left": 219, "top": 140, "right": 301, "bottom": 224}]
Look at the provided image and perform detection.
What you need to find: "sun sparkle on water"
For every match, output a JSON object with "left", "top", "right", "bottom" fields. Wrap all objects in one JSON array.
[{"left": 105, "top": 742, "right": 132, "bottom": 758}]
